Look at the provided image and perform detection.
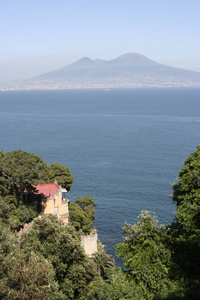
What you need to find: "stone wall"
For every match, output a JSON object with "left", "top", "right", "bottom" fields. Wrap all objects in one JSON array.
[{"left": 81, "top": 231, "right": 98, "bottom": 256}]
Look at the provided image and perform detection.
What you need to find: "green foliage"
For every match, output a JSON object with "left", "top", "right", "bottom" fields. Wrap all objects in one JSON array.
[
  {"left": 0, "top": 150, "right": 50, "bottom": 203},
  {"left": 0, "top": 220, "right": 16, "bottom": 256},
  {"left": 69, "top": 196, "right": 97, "bottom": 234},
  {"left": 0, "top": 196, "right": 11, "bottom": 223},
  {"left": 20, "top": 215, "right": 96, "bottom": 299},
  {"left": 0, "top": 194, "right": 38, "bottom": 231},
  {"left": 116, "top": 211, "right": 174, "bottom": 298},
  {"left": 1, "top": 224, "right": 60, "bottom": 300},
  {"left": 0, "top": 150, "right": 74, "bottom": 228},
  {"left": 9, "top": 205, "right": 38, "bottom": 229},
  {"left": 1, "top": 146, "right": 199, "bottom": 299},
  {"left": 49, "top": 162, "right": 74, "bottom": 191},
  {"left": 68, "top": 202, "right": 92, "bottom": 233},
  {"left": 171, "top": 145, "right": 200, "bottom": 235},
  {"left": 86, "top": 268, "right": 147, "bottom": 300},
  {"left": 92, "top": 249, "right": 115, "bottom": 280},
  {"left": 169, "top": 145, "right": 200, "bottom": 298},
  {"left": 116, "top": 146, "right": 200, "bottom": 299},
  {"left": 0, "top": 250, "right": 60, "bottom": 300},
  {"left": 75, "top": 195, "right": 97, "bottom": 221}
]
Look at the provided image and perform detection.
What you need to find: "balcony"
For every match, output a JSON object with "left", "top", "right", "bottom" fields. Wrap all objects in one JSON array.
[{"left": 62, "top": 190, "right": 69, "bottom": 203}]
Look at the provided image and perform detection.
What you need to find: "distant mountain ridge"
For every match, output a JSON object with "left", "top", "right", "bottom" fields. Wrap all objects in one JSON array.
[
  {"left": 2, "top": 53, "right": 200, "bottom": 90},
  {"left": 32, "top": 53, "right": 200, "bottom": 88},
  {"left": 35, "top": 53, "right": 160, "bottom": 80}
]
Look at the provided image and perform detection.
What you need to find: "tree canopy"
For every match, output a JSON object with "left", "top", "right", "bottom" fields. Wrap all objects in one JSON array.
[
  {"left": 0, "top": 150, "right": 50, "bottom": 202},
  {"left": 1, "top": 147, "right": 200, "bottom": 299},
  {"left": 116, "top": 211, "right": 173, "bottom": 298},
  {"left": 20, "top": 215, "right": 96, "bottom": 299},
  {"left": 116, "top": 146, "right": 200, "bottom": 299},
  {"left": 69, "top": 196, "right": 97, "bottom": 234},
  {"left": 0, "top": 250, "right": 60, "bottom": 300},
  {"left": 0, "top": 150, "right": 74, "bottom": 202},
  {"left": 75, "top": 195, "right": 97, "bottom": 221},
  {"left": 0, "top": 149, "right": 74, "bottom": 229},
  {"left": 169, "top": 145, "right": 200, "bottom": 298},
  {"left": 171, "top": 145, "right": 200, "bottom": 235},
  {"left": 49, "top": 162, "right": 74, "bottom": 191},
  {"left": 0, "top": 215, "right": 98, "bottom": 299}
]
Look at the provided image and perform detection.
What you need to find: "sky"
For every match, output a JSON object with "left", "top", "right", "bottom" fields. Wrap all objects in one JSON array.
[{"left": 0, "top": 0, "right": 200, "bottom": 82}]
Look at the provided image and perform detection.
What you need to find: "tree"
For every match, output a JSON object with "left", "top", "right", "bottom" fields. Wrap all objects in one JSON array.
[
  {"left": 75, "top": 195, "right": 97, "bottom": 221},
  {"left": 115, "top": 147, "right": 200, "bottom": 299},
  {"left": 116, "top": 211, "right": 173, "bottom": 299},
  {"left": 169, "top": 145, "right": 200, "bottom": 298},
  {"left": 0, "top": 196, "right": 12, "bottom": 224},
  {"left": 69, "top": 202, "right": 93, "bottom": 234},
  {"left": 0, "top": 150, "right": 74, "bottom": 228},
  {"left": 0, "top": 149, "right": 4, "bottom": 157},
  {"left": 0, "top": 220, "right": 61, "bottom": 299},
  {"left": 49, "top": 162, "right": 74, "bottom": 191},
  {"left": 0, "top": 250, "right": 60, "bottom": 300},
  {"left": 69, "top": 196, "right": 97, "bottom": 234},
  {"left": 20, "top": 214, "right": 96, "bottom": 299},
  {"left": 86, "top": 268, "right": 147, "bottom": 300},
  {"left": 0, "top": 150, "right": 50, "bottom": 204},
  {"left": 0, "top": 219, "right": 16, "bottom": 256},
  {"left": 92, "top": 250, "right": 114, "bottom": 280},
  {"left": 171, "top": 145, "right": 200, "bottom": 235}
]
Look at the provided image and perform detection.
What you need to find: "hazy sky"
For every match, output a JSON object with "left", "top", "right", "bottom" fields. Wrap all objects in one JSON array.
[{"left": 1, "top": 0, "right": 200, "bottom": 82}]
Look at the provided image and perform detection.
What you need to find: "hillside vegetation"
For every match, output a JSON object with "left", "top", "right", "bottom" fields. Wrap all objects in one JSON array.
[{"left": 0, "top": 147, "right": 199, "bottom": 299}]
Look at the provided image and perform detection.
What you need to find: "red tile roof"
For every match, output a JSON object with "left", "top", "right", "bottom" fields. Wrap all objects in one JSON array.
[{"left": 34, "top": 183, "right": 60, "bottom": 198}]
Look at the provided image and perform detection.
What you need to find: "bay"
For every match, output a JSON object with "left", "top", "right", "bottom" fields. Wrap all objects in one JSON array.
[{"left": 0, "top": 87, "right": 200, "bottom": 264}]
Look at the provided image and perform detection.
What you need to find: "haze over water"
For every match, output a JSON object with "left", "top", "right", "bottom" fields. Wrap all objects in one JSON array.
[{"left": 0, "top": 88, "right": 199, "bottom": 263}]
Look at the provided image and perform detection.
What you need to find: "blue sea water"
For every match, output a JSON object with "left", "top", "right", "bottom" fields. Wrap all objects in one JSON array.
[{"left": 0, "top": 88, "right": 200, "bottom": 264}]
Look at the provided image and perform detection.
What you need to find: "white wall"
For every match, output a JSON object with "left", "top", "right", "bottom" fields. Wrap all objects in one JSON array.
[{"left": 81, "top": 232, "right": 98, "bottom": 256}]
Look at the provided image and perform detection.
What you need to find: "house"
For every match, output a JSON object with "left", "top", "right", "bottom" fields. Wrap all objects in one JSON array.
[
  {"left": 34, "top": 182, "right": 69, "bottom": 224},
  {"left": 30, "top": 182, "right": 97, "bottom": 256}
]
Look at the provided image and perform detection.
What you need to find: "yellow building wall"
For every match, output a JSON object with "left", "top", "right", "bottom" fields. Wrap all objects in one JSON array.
[
  {"left": 60, "top": 202, "right": 67, "bottom": 214},
  {"left": 43, "top": 199, "right": 55, "bottom": 214},
  {"left": 43, "top": 187, "right": 69, "bottom": 225},
  {"left": 54, "top": 192, "right": 60, "bottom": 208}
]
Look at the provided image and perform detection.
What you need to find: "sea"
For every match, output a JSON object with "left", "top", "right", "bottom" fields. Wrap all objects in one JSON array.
[{"left": 0, "top": 87, "right": 200, "bottom": 264}]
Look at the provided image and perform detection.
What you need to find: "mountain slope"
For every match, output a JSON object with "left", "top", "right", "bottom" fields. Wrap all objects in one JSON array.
[
  {"left": 35, "top": 53, "right": 160, "bottom": 80},
  {"left": 33, "top": 53, "right": 200, "bottom": 87},
  {"left": 5, "top": 53, "right": 200, "bottom": 90}
]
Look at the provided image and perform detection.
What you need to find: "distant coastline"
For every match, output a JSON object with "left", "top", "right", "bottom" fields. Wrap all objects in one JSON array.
[
  {"left": 1, "top": 80, "right": 200, "bottom": 91},
  {"left": 1, "top": 53, "right": 200, "bottom": 91}
]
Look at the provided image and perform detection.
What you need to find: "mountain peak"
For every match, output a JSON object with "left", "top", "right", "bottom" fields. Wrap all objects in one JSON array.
[
  {"left": 69, "top": 56, "right": 94, "bottom": 68},
  {"left": 79, "top": 57, "right": 92, "bottom": 62},
  {"left": 32, "top": 52, "right": 200, "bottom": 88},
  {"left": 114, "top": 53, "right": 155, "bottom": 63}
]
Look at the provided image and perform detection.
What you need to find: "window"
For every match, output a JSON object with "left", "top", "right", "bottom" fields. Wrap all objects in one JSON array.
[{"left": 62, "top": 192, "right": 68, "bottom": 202}]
